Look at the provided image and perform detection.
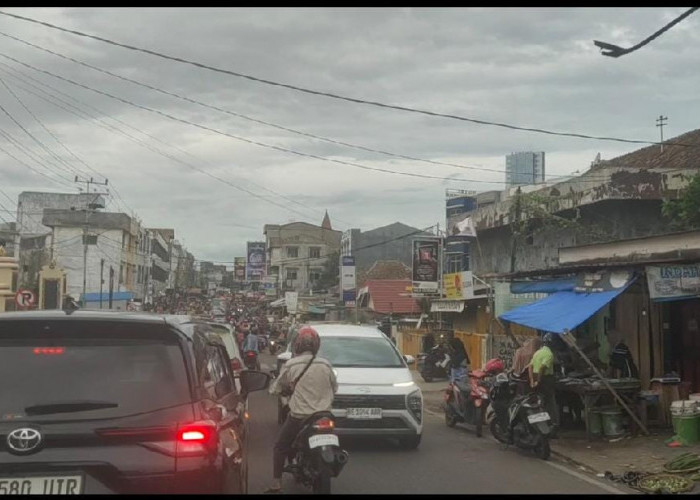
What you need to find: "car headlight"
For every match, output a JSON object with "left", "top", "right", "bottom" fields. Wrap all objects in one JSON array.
[
  {"left": 407, "top": 389, "right": 422, "bottom": 424},
  {"left": 393, "top": 381, "right": 415, "bottom": 387}
]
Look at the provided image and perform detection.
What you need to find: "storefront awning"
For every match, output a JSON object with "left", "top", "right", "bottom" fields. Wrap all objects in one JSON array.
[
  {"left": 269, "top": 298, "right": 285, "bottom": 308},
  {"left": 499, "top": 286, "right": 630, "bottom": 334}
]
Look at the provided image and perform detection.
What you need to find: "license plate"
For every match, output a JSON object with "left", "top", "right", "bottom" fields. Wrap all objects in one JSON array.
[
  {"left": 308, "top": 434, "right": 339, "bottom": 449},
  {"left": 527, "top": 412, "right": 551, "bottom": 424},
  {"left": 346, "top": 408, "right": 382, "bottom": 420},
  {"left": 0, "top": 475, "right": 83, "bottom": 495}
]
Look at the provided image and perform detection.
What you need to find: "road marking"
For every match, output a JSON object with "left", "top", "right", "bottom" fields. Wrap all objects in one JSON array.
[{"left": 544, "top": 458, "right": 628, "bottom": 494}]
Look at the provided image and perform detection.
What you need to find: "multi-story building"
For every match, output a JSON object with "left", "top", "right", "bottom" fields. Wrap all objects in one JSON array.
[
  {"left": 505, "top": 151, "right": 545, "bottom": 187},
  {"left": 147, "top": 229, "right": 172, "bottom": 299},
  {"left": 340, "top": 222, "right": 433, "bottom": 273},
  {"left": 264, "top": 213, "right": 341, "bottom": 293},
  {"left": 42, "top": 209, "right": 141, "bottom": 302}
]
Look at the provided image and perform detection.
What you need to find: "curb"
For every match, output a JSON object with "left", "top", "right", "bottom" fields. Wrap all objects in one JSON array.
[{"left": 549, "top": 448, "right": 636, "bottom": 494}]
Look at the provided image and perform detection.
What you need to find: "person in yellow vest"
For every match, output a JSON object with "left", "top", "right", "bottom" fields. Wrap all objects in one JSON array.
[{"left": 529, "top": 332, "right": 559, "bottom": 437}]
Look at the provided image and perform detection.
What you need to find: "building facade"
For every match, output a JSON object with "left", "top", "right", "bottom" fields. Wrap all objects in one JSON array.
[
  {"left": 505, "top": 151, "right": 545, "bottom": 188},
  {"left": 264, "top": 216, "right": 341, "bottom": 293}
]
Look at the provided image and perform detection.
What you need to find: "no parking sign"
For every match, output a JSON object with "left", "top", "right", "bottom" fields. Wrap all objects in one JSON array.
[{"left": 15, "top": 289, "right": 36, "bottom": 309}]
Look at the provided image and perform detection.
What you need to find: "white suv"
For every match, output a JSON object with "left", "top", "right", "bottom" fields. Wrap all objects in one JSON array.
[{"left": 276, "top": 323, "right": 422, "bottom": 449}]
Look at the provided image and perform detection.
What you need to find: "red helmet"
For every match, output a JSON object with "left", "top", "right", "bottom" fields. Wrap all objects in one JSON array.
[
  {"left": 293, "top": 325, "right": 321, "bottom": 355},
  {"left": 484, "top": 358, "right": 505, "bottom": 374}
]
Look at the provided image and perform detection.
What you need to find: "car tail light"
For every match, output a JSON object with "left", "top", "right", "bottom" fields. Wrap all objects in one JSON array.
[
  {"left": 231, "top": 358, "right": 242, "bottom": 372},
  {"left": 33, "top": 347, "right": 65, "bottom": 355},
  {"left": 136, "top": 421, "right": 218, "bottom": 457},
  {"left": 312, "top": 417, "right": 335, "bottom": 432}
]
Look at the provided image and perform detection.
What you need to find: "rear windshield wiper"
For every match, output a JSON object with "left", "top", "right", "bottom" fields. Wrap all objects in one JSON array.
[{"left": 24, "top": 400, "right": 119, "bottom": 416}]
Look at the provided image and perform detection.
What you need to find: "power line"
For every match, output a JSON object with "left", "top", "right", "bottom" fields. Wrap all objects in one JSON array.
[
  {"left": 0, "top": 9, "right": 683, "bottom": 148},
  {"left": 0, "top": 52, "right": 508, "bottom": 186},
  {"left": 594, "top": 7, "right": 700, "bottom": 58},
  {"left": 0, "top": 133, "right": 77, "bottom": 188},
  {"left": 0, "top": 30, "right": 538, "bottom": 179},
  {"left": 0, "top": 60, "right": 352, "bottom": 225}
]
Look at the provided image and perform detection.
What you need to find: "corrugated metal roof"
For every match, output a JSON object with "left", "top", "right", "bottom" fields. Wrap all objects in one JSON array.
[{"left": 365, "top": 279, "right": 418, "bottom": 314}]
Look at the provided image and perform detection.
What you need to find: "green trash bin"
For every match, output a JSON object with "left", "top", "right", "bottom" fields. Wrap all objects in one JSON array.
[
  {"left": 672, "top": 414, "right": 700, "bottom": 444},
  {"left": 601, "top": 407, "right": 625, "bottom": 437},
  {"left": 587, "top": 409, "right": 603, "bottom": 437}
]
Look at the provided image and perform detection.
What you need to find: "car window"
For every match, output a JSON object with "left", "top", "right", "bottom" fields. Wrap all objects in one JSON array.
[
  {"left": 200, "top": 344, "right": 235, "bottom": 399},
  {"left": 0, "top": 335, "right": 191, "bottom": 421},
  {"left": 318, "top": 336, "right": 405, "bottom": 368}
]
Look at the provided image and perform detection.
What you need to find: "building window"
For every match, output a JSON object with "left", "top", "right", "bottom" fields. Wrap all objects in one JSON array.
[
  {"left": 309, "top": 247, "right": 321, "bottom": 259},
  {"left": 286, "top": 246, "right": 298, "bottom": 258},
  {"left": 286, "top": 269, "right": 298, "bottom": 281},
  {"left": 309, "top": 270, "right": 322, "bottom": 283}
]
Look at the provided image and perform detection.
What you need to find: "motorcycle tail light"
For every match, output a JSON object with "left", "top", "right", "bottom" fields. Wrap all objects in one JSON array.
[
  {"left": 312, "top": 417, "right": 335, "bottom": 432},
  {"left": 246, "top": 352, "right": 256, "bottom": 358}
]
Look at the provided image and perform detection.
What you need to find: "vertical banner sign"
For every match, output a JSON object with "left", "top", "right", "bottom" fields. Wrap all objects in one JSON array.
[
  {"left": 262, "top": 276, "right": 277, "bottom": 296},
  {"left": 285, "top": 291, "right": 299, "bottom": 314},
  {"left": 246, "top": 242, "right": 266, "bottom": 281},
  {"left": 341, "top": 255, "right": 356, "bottom": 306},
  {"left": 412, "top": 238, "right": 440, "bottom": 296},
  {"left": 234, "top": 257, "right": 246, "bottom": 281}
]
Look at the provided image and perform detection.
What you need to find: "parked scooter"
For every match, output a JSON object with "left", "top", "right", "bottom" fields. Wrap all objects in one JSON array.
[
  {"left": 485, "top": 371, "right": 553, "bottom": 460},
  {"left": 417, "top": 344, "right": 450, "bottom": 382},
  {"left": 444, "top": 358, "right": 504, "bottom": 437},
  {"left": 283, "top": 411, "right": 349, "bottom": 494}
]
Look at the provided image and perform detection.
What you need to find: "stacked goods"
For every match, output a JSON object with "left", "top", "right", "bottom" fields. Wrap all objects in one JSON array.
[
  {"left": 638, "top": 474, "right": 694, "bottom": 494},
  {"left": 664, "top": 452, "right": 700, "bottom": 473}
]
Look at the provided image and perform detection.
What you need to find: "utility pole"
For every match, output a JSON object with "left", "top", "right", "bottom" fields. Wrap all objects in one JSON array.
[
  {"left": 99, "top": 258, "right": 105, "bottom": 309},
  {"left": 109, "top": 265, "right": 114, "bottom": 309},
  {"left": 75, "top": 175, "right": 108, "bottom": 307},
  {"left": 656, "top": 115, "right": 668, "bottom": 153}
]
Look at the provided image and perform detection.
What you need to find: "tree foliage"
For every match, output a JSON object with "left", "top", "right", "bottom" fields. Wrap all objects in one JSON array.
[{"left": 662, "top": 173, "right": 700, "bottom": 230}]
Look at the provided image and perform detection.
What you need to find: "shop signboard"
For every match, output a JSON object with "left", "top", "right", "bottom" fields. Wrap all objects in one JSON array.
[
  {"left": 234, "top": 257, "right": 246, "bottom": 281},
  {"left": 575, "top": 270, "right": 633, "bottom": 293},
  {"left": 341, "top": 255, "right": 356, "bottom": 307},
  {"left": 443, "top": 270, "right": 474, "bottom": 300},
  {"left": 412, "top": 238, "right": 440, "bottom": 296},
  {"left": 262, "top": 276, "right": 277, "bottom": 296},
  {"left": 646, "top": 264, "right": 700, "bottom": 301},
  {"left": 246, "top": 242, "right": 265, "bottom": 281}
]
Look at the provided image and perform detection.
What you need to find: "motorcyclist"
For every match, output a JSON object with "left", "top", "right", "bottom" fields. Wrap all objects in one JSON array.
[
  {"left": 265, "top": 325, "right": 338, "bottom": 493},
  {"left": 529, "top": 332, "right": 559, "bottom": 437}
]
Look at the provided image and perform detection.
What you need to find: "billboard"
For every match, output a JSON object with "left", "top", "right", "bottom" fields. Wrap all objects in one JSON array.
[
  {"left": 341, "top": 255, "right": 356, "bottom": 306},
  {"left": 246, "top": 242, "right": 266, "bottom": 281},
  {"left": 234, "top": 257, "right": 246, "bottom": 281},
  {"left": 285, "top": 291, "right": 299, "bottom": 314},
  {"left": 412, "top": 238, "right": 440, "bottom": 296},
  {"left": 262, "top": 276, "right": 277, "bottom": 297},
  {"left": 443, "top": 271, "right": 475, "bottom": 300}
]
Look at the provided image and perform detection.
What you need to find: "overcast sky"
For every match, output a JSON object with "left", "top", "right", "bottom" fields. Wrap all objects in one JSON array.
[{"left": 0, "top": 7, "right": 698, "bottom": 263}]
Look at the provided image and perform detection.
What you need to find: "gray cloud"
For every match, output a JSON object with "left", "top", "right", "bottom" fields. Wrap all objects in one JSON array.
[{"left": 0, "top": 7, "right": 697, "bottom": 261}]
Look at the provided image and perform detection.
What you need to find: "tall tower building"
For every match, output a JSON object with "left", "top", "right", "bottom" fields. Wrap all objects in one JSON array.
[{"left": 505, "top": 152, "right": 545, "bottom": 187}]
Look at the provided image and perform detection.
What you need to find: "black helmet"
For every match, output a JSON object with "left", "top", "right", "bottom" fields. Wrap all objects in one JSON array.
[{"left": 542, "top": 332, "right": 555, "bottom": 346}]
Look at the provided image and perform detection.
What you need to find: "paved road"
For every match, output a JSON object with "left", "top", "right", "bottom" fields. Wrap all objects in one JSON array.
[{"left": 250, "top": 354, "right": 624, "bottom": 495}]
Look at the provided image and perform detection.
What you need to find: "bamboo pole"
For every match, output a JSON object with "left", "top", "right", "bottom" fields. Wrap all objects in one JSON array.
[{"left": 561, "top": 329, "right": 649, "bottom": 436}]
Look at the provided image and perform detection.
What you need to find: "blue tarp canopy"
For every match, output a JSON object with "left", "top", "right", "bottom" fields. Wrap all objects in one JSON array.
[{"left": 499, "top": 287, "right": 628, "bottom": 335}]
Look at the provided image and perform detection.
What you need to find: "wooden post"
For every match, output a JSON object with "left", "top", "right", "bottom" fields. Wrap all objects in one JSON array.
[
  {"left": 499, "top": 319, "right": 522, "bottom": 349},
  {"left": 561, "top": 329, "right": 649, "bottom": 436}
]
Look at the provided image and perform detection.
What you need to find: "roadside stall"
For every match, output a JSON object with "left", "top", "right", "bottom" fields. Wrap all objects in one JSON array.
[{"left": 499, "top": 271, "right": 649, "bottom": 441}]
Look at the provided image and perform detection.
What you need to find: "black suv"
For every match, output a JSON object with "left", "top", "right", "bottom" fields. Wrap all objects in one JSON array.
[{"left": 0, "top": 310, "right": 270, "bottom": 494}]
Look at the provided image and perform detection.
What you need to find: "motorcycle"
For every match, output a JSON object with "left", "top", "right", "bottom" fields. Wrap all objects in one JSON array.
[
  {"left": 243, "top": 350, "right": 260, "bottom": 370},
  {"left": 259, "top": 334, "right": 269, "bottom": 352},
  {"left": 443, "top": 358, "right": 504, "bottom": 437},
  {"left": 269, "top": 338, "right": 285, "bottom": 355},
  {"left": 417, "top": 344, "right": 450, "bottom": 382},
  {"left": 284, "top": 411, "right": 349, "bottom": 494},
  {"left": 485, "top": 371, "right": 553, "bottom": 460}
]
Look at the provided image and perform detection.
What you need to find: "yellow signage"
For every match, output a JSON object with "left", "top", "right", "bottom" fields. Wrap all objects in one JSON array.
[{"left": 443, "top": 271, "right": 474, "bottom": 300}]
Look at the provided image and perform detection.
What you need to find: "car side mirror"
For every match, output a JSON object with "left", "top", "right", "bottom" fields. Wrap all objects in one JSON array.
[
  {"left": 277, "top": 351, "right": 292, "bottom": 363},
  {"left": 240, "top": 370, "right": 271, "bottom": 396},
  {"left": 404, "top": 355, "right": 415, "bottom": 364}
]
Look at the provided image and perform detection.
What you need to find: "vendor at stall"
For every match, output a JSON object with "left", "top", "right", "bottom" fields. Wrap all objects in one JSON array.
[{"left": 608, "top": 333, "right": 639, "bottom": 379}]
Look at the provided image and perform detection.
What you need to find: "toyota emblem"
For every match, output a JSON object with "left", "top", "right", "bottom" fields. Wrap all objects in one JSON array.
[{"left": 6, "top": 428, "right": 42, "bottom": 454}]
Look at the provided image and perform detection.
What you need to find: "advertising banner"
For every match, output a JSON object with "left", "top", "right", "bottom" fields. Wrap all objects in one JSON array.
[
  {"left": 443, "top": 271, "right": 475, "bottom": 300},
  {"left": 341, "top": 255, "right": 356, "bottom": 306},
  {"left": 262, "top": 276, "right": 277, "bottom": 297},
  {"left": 246, "top": 242, "right": 266, "bottom": 281},
  {"left": 574, "top": 270, "right": 633, "bottom": 293},
  {"left": 234, "top": 257, "right": 246, "bottom": 281},
  {"left": 285, "top": 291, "right": 299, "bottom": 314},
  {"left": 412, "top": 238, "right": 440, "bottom": 295},
  {"left": 646, "top": 264, "right": 700, "bottom": 302}
]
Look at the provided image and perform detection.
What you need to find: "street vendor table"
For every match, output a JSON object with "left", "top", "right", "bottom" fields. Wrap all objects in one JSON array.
[{"left": 556, "top": 378, "right": 641, "bottom": 441}]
